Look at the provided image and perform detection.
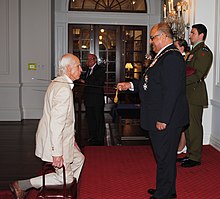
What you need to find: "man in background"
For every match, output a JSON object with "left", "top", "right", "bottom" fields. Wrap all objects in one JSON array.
[
  {"left": 83, "top": 54, "right": 105, "bottom": 146},
  {"left": 177, "top": 24, "right": 213, "bottom": 168},
  {"left": 9, "top": 53, "right": 85, "bottom": 199}
]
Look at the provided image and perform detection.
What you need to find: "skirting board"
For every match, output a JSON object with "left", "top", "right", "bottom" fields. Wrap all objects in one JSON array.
[
  {"left": 22, "top": 108, "right": 43, "bottom": 119},
  {"left": 210, "top": 134, "right": 220, "bottom": 152},
  {"left": 0, "top": 108, "right": 21, "bottom": 121}
]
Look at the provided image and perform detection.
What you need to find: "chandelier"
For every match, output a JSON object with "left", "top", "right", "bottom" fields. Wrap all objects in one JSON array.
[{"left": 163, "top": 0, "right": 190, "bottom": 40}]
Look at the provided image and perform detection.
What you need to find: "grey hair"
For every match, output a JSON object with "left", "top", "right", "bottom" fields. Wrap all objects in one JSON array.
[
  {"left": 57, "top": 54, "right": 74, "bottom": 76},
  {"left": 153, "top": 22, "right": 173, "bottom": 39}
]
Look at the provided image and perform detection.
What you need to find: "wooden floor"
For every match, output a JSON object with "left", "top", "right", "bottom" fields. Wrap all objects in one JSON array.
[{"left": 0, "top": 110, "right": 149, "bottom": 190}]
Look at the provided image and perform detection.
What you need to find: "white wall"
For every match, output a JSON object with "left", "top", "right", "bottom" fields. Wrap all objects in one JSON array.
[
  {"left": 210, "top": 0, "right": 220, "bottom": 151},
  {"left": 20, "top": 0, "right": 52, "bottom": 119},
  {"left": 0, "top": 0, "right": 21, "bottom": 121},
  {"left": 0, "top": 0, "right": 52, "bottom": 121},
  {"left": 189, "top": 0, "right": 216, "bottom": 145}
]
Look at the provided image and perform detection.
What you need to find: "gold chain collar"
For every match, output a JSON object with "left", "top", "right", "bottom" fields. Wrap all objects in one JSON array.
[{"left": 143, "top": 48, "right": 180, "bottom": 77}]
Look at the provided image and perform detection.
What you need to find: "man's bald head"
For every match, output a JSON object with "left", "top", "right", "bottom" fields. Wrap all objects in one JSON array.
[{"left": 58, "top": 53, "right": 82, "bottom": 80}]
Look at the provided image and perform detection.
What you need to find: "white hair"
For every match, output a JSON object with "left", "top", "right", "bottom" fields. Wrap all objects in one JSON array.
[{"left": 57, "top": 54, "right": 75, "bottom": 76}]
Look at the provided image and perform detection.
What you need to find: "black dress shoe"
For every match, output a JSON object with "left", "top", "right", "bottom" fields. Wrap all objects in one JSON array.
[
  {"left": 148, "top": 189, "right": 156, "bottom": 195},
  {"left": 181, "top": 159, "right": 201, "bottom": 167},
  {"left": 149, "top": 197, "right": 157, "bottom": 199},
  {"left": 147, "top": 188, "right": 177, "bottom": 198},
  {"left": 176, "top": 156, "right": 189, "bottom": 163}
]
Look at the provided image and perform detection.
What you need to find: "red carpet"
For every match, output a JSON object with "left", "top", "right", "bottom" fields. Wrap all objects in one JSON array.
[
  {"left": 1, "top": 145, "right": 220, "bottom": 199},
  {"left": 78, "top": 145, "right": 220, "bottom": 199}
]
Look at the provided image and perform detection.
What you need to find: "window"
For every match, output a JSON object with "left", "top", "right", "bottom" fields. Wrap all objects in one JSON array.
[
  {"left": 68, "top": 24, "right": 147, "bottom": 81},
  {"left": 69, "top": 0, "right": 147, "bottom": 13},
  {"left": 123, "top": 26, "right": 147, "bottom": 80}
]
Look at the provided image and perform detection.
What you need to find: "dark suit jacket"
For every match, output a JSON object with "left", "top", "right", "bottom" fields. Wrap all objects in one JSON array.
[
  {"left": 133, "top": 44, "right": 189, "bottom": 131},
  {"left": 83, "top": 64, "right": 105, "bottom": 107}
]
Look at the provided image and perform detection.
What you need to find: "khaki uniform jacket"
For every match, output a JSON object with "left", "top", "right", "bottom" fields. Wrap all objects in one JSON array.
[
  {"left": 186, "top": 42, "right": 213, "bottom": 106},
  {"left": 35, "top": 75, "right": 75, "bottom": 163}
]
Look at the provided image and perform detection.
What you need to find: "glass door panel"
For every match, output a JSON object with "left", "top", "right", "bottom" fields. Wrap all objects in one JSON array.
[
  {"left": 123, "top": 27, "right": 147, "bottom": 81},
  {"left": 96, "top": 26, "right": 119, "bottom": 101},
  {"left": 68, "top": 24, "right": 147, "bottom": 103},
  {"left": 68, "top": 25, "right": 91, "bottom": 71}
]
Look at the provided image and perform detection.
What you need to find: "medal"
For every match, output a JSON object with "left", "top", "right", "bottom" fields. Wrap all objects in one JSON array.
[
  {"left": 144, "top": 75, "right": 148, "bottom": 82},
  {"left": 143, "top": 74, "right": 149, "bottom": 90},
  {"left": 143, "top": 83, "right": 147, "bottom": 90}
]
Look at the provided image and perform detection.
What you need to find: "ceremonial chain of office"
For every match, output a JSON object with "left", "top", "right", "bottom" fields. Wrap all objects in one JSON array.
[{"left": 143, "top": 49, "right": 180, "bottom": 90}]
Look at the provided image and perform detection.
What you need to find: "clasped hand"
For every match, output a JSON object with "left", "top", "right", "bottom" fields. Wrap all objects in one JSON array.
[
  {"left": 52, "top": 156, "right": 64, "bottom": 168},
  {"left": 116, "top": 82, "right": 131, "bottom": 91},
  {"left": 156, "top": 121, "right": 167, "bottom": 131}
]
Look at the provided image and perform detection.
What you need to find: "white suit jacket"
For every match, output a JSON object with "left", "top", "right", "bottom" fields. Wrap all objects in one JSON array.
[{"left": 35, "top": 75, "right": 75, "bottom": 163}]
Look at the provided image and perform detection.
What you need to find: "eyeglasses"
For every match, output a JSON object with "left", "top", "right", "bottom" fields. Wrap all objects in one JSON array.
[{"left": 150, "top": 34, "right": 162, "bottom": 41}]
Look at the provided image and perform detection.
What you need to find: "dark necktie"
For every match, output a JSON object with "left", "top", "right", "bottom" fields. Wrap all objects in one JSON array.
[{"left": 86, "top": 68, "right": 91, "bottom": 79}]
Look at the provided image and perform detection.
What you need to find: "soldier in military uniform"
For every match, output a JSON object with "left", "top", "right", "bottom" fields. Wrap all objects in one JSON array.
[{"left": 177, "top": 24, "right": 213, "bottom": 167}]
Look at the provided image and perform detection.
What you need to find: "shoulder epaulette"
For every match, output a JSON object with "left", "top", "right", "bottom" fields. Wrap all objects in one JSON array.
[{"left": 202, "top": 45, "right": 209, "bottom": 52}]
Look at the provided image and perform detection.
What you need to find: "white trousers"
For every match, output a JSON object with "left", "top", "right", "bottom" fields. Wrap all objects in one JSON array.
[{"left": 30, "top": 146, "right": 85, "bottom": 189}]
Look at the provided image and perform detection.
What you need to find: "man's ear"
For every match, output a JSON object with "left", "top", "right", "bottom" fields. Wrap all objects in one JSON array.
[
  {"left": 199, "top": 32, "right": 204, "bottom": 40},
  {"left": 66, "top": 65, "right": 71, "bottom": 75}
]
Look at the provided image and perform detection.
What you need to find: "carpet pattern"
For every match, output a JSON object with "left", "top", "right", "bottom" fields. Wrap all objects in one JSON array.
[
  {"left": 78, "top": 145, "right": 220, "bottom": 199},
  {"left": 1, "top": 145, "right": 220, "bottom": 199},
  {"left": 78, "top": 146, "right": 155, "bottom": 199}
]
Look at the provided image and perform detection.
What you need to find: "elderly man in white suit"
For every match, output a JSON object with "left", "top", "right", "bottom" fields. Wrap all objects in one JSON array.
[{"left": 9, "top": 53, "right": 85, "bottom": 199}]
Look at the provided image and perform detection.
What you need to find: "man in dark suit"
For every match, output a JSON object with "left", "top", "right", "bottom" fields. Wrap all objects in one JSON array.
[
  {"left": 117, "top": 22, "right": 189, "bottom": 199},
  {"left": 177, "top": 24, "right": 213, "bottom": 168},
  {"left": 83, "top": 54, "right": 105, "bottom": 146}
]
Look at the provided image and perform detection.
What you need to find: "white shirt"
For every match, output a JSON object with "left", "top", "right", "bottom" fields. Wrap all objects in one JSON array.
[
  {"left": 64, "top": 74, "right": 74, "bottom": 90},
  {"left": 89, "top": 63, "right": 96, "bottom": 75}
]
